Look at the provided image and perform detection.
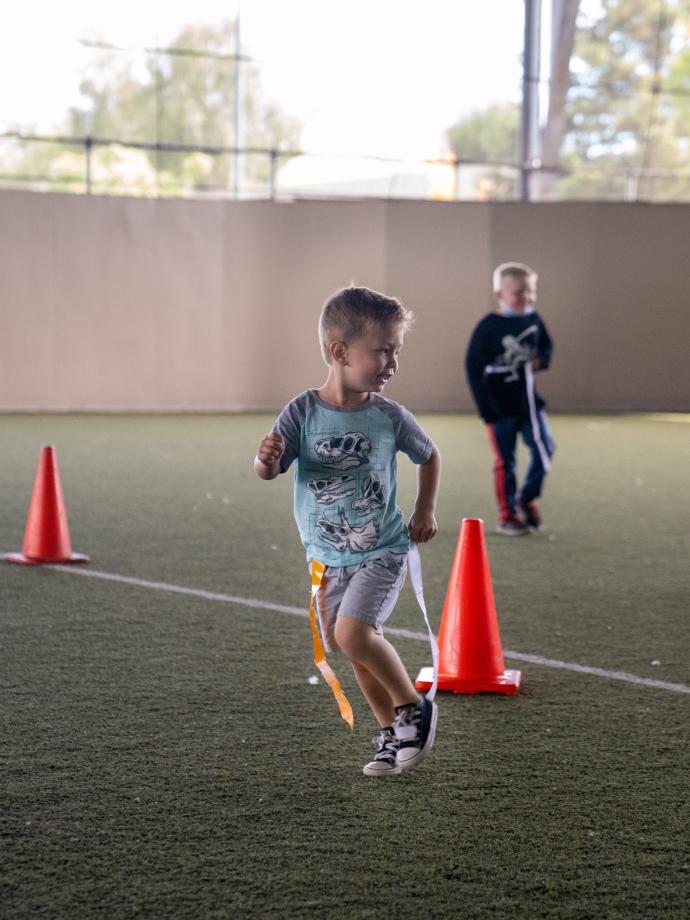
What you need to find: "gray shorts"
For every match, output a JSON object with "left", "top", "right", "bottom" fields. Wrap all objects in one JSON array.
[{"left": 315, "top": 549, "right": 408, "bottom": 653}]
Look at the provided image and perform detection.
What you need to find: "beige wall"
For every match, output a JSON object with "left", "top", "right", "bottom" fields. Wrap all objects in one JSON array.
[{"left": 1, "top": 189, "right": 688, "bottom": 412}]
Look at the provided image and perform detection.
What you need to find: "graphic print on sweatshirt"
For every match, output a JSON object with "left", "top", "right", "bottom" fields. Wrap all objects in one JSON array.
[
  {"left": 486, "top": 324, "right": 538, "bottom": 382},
  {"left": 273, "top": 391, "right": 432, "bottom": 567}
]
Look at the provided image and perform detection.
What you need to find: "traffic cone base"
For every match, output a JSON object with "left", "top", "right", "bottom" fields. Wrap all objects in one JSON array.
[
  {"left": 4, "top": 551, "right": 89, "bottom": 565},
  {"left": 416, "top": 665, "right": 521, "bottom": 695}
]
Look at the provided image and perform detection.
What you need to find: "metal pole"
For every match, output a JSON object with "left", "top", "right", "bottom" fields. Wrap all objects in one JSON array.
[
  {"left": 85, "top": 136, "right": 92, "bottom": 194},
  {"left": 233, "top": 6, "right": 245, "bottom": 198},
  {"left": 269, "top": 149, "right": 279, "bottom": 200},
  {"left": 520, "top": 0, "right": 542, "bottom": 201},
  {"left": 154, "top": 46, "right": 162, "bottom": 195}
]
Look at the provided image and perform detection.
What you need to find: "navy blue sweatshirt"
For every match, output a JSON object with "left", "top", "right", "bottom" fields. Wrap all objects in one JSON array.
[{"left": 465, "top": 311, "right": 553, "bottom": 423}]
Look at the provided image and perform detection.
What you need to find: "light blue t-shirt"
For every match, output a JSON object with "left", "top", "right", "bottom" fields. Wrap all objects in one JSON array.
[{"left": 273, "top": 389, "right": 433, "bottom": 567}]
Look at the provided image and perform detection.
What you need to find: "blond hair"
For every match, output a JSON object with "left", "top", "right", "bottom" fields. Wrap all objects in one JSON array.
[
  {"left": 318, "top": 286, "right": 413, "bottom": 363},
  {"left": 493, "top": 261, "right": 538, "bottom": 292}
]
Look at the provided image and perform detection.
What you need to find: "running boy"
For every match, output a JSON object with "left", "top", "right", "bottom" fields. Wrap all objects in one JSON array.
[
  {"left": 465, "top": 262, "right": 555, "bottom": 535},
  {"left": 254, "top": 286, "right": 441, "bottom": 776}
]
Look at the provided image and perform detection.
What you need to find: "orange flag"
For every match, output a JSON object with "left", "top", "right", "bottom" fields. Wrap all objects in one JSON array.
[{"left": 308, "top": 560, "right": 354, "bottom": 730}]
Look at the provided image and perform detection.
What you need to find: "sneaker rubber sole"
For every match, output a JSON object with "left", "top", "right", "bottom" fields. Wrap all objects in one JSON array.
[{"left": 362, "top": 761, "right": 401, "bottom": 777}]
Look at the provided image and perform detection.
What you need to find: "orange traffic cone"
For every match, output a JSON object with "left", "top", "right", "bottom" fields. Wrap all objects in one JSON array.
[
  {"left": 4, "top": 446, "right": 89, "bottom": 565},
  {"left": 416, "top": 518, "right": 520, "bottom": 694}
]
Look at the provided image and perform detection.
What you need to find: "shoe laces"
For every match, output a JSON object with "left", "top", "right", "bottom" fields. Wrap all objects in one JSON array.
[
  {"left": 372, "top": 728, "right": 398, "bottom": 762},
  {"left": 394, "top": 702, "right": 421, "bottom": 742}
]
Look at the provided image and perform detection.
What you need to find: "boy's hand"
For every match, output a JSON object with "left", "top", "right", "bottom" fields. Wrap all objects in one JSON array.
[
  {"left": 408, "top": 508, "right": 438, "bottom": 544},
  {"left": 256, "top": 432, "right": 285, "bottom": 471},
  {"left": 409, "top": 445, "right": 441, "bottom": 543}
]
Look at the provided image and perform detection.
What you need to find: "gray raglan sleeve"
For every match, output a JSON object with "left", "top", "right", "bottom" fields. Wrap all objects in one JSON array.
[
  {"left": 383, "top": 401, "right": 433, "bottom": 465},
  {"left": 271, "top": 392, "right": 308, "bottom": 473}
]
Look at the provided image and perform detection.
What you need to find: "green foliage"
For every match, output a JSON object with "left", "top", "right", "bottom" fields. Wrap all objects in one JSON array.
[
  {"left": 3, "top": 20, "right": 301, "bottom": 196},
  {"left": 446, "top": 105, "right": 519, "bottom": 201},
  {"left": 447, "top": 104, "right": 519, "bottom": 163}
]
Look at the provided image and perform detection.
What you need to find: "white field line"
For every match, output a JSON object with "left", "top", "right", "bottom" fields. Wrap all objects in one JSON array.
[{"left": 49, "top": 565, "right": 690, "bottom": 697}]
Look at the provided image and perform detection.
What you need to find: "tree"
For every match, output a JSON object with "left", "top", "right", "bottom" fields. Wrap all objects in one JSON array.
[
  {"left": 446, "top": 104, "right": 520, "bottom": 200},
  {"left": 5, "top": 19, "right": 301, "bottom": 196},
  {"left": 533, "top": 0, "right": 581, "bottom": 198},
  {"left": 447, "top": 104, "right": 519, "bottom": 163},
  {"left": 446, "top": 0, "right": 690, "bottom": 202},
  {"left": 554, "top": 0, "right": 690, "bottom": 199}
]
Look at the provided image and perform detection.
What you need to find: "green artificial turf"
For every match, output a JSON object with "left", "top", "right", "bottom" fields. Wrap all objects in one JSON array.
[{"left": 1, "top": 414, "right": 689, "bottom": 919}]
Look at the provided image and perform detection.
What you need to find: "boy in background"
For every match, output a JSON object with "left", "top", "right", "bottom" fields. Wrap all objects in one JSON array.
[
  {"left": 465, "top": 262, "right": 555, "bottom": 535},
  {"left": 255, "top": 286, "right": 441, "bottom": 776}
]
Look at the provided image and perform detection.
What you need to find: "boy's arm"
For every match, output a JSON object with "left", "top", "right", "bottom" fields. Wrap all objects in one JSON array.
[
  {"left": 254, "top": 432, "right": 285, "bottom": 480},
  {"left": 465, "top": 321, "right": 498, "bottom": 422},
  {"left": 254, "top": 396, "right": 304, "bottom": 480},
  {"left": 533, "top": 316, "right": 553, "bottom": 372},
  {"left": 408, "top": 444, "right": 441, "bottom": 544}
]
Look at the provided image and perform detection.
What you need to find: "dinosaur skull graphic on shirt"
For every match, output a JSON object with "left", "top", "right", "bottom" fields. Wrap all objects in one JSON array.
[
  {"left": 314, "top": 432, "right": 371, "bottom": 470},
  {"left": 306, "top": 475, "right": 355, "bottom": 505},
  {"left": 316, "top": 507, "right": 380, "bottom": 553},
  {"left": 351, "top": 473, "right": 385, "bottom": 515}
]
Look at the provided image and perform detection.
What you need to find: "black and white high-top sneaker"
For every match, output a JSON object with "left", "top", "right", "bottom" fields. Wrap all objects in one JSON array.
[
  {"left": 362, "top": 726, "right": 401, "bottom": 776},
  {"left": 394, "top": 695, "right": 438, "bottom": 771}
]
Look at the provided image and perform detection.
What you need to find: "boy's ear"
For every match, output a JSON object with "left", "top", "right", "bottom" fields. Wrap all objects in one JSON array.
[{"left": 330, "top": 341, "right": 349, "bottom": 365}]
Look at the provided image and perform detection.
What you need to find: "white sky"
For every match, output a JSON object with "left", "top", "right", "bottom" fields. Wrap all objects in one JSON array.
[{"left": 0, "top": 0, "right": 526, "bottom": 160}]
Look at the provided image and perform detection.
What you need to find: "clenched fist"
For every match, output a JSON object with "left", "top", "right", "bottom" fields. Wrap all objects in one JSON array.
[
  {"left": 255, "top": 432, "right": 285, "bottom": 479},
  {"left": 408, "top": 508, "right": 438, "bottom": 544}
]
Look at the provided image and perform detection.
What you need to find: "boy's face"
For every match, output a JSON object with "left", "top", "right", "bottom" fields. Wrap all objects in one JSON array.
[
  {"left": 339, "top": 322, "right": 405, "bottom": 394},
  {"left": 496, "top": 274, "right": 536, "bottom": 313}
]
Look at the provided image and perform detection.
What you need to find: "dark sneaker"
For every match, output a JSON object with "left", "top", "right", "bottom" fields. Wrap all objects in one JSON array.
[
  {"left": 496, "top": 513, "right": 529, "bottom": 536},
  {"left": 520, "top": 499, "right": 541, "bottom": 531},
  {"left": 393, "top": 696, "right": 438, "bottom": 772},
  {"left": 362, "top": 726, "right": 400, "bottom": 777}
]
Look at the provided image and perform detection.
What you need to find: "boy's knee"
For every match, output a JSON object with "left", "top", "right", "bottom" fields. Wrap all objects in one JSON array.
[
  {"left": 333, "top": 615, "right": 354, "bottom": 649},
  {"left": 334, "top": 615, "right": 371, "bottom": 657}
]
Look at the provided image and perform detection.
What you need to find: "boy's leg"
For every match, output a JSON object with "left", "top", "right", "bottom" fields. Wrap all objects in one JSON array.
[
  {"left": 487, "top": 417, "right": 527, "bottom": 533},
  {"left": 519, "top": 410, "right": 555, "bottom": 503},
  {"left": 316, "top": 553, "right": 419, "bottom": 726},
  {"left": 337, "top": 618, "right": 437, "bottom": 774},
  {"left": 314, "top": 566, "right": 348, "bottom": 653},
  {"left": 334, "top": 552, "right": 437, "bottom": 773},
  {"left": 316, "top": 565, "right": 403, "bottom": 775},
  {"left": 486, "top": 417, "right": 519, "bottom": 518},
  {"left": 350, "top": 659, "right": 396, "bottom": 728},
  {"left": 334, "top": 617, "right": 419, "bottom": 710}
]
